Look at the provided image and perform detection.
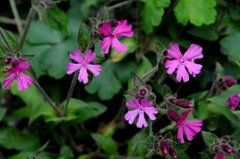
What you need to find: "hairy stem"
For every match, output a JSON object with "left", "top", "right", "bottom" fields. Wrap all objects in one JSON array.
[
  {"left": 63, "top": 72, "right": 79, "bottom": 116},
  {"left": 0, "top": 16, "right": 26, "bottom": 25},
  {"left": 107, "top": 0, "right": 135, "bottom": 10},
  {"left": 61, "top": 125, "right": 78, "bottom": 152},
  {"left": 9, "top": 0, "right": 23, "bottom": 36},
  {"left": 19, "top": 8, "right": 36, "bottom": 49},
  {"left": 33, "top": 80, "right": 61, "bottom": 115},
  {"left": 0, "top": 28, "right": 15, "bottom": 54}
]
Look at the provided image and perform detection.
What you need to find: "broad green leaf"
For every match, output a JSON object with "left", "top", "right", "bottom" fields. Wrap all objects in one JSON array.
[
  {"left": 220, "top": 33, "right": 240, "bottom": 63},
  {"left": 128, "top": 132, "right": 149, "bottom": 156},
  {"left": 0, "top": 128, "right": 40, "bottom": 151},
  {"left": 58, "top": 146, "right": 73, "bottom": 159},
  {"left": 0, "top": 27, "right": 18, "bottom": 55},
  {"left": 188, "top": 25, "right": 218, "bottom": 41},
  {"left": 85, "top": 60, "right": 122, "bottom": 100},
  {"left": 91, "top": 133, "right": 118, "bottom": 155},
  {"left": 9, "top": 152, "right": 35, "bottom": 159},
  {"left": 110, "top": 38, "right": 137, "bottom": 62},
  {"left": 0, "top": 107, "right": 7, "bottom": 121},
  {"left": 174, "top": 0, "right": 217, "bottom": 26},
  {"left": 77, "top": 22, "right": 90, "bottom": 52},
  {"left": 43, "top": 6, "right": 69, "bottom": 36},
  {"left": 208, "top": 85, "right": 240, "bottom": 127},
  {"left": 39, "top": 38, "right": 77, "bottom": 79},
  {"left": 137, "top": 56, "right": 153, "bottom": 77},
  {"left": 27, "top": 20, "right": 65, "bottom": 44},
  {"left": 141, "top": 0, "right": 170, "bottom": 34},
  {"left": 202, "top": 131, "right": 218, "bottom": 148}
]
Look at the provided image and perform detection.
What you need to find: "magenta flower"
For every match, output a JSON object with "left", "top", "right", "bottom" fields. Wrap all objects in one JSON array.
[
  {"left": 66, "top": 49, "right": 102, "bottom": 84},
  {"left": 124, "top": 98, "right": 158, "bottom": 128},
  {"left": 164, "top": 43, "right": 203, "bottom": 82},
  {"left": 226, "top": 94, "right": 240, "bottom": 110},
  {"left": 175, "top": 110, "right": 203, "bottom": 144},
  {"left": 214, "top": 151, "right": 225, "bottom": 159},
  {"left": 3, "top": 58, "right": 33, "bottom": 91},
  {"left": 98, "top": 20, "right": 134, "bottom": 54}
]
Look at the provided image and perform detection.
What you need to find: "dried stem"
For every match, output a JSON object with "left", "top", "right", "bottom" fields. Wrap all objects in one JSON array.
[
  {"left": 0, "top": 16, "right": 26, "bottom": 25},
  {"left": 9, "top": 0, "right": 23, "bottom": 36},
  {"left": 107, "top": 0, "right": 135, "bottom": 10}
]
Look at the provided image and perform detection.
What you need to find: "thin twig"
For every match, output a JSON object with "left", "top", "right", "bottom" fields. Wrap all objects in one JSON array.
[
  {"left": 107, "top": 0, "right": 135, "bottom": 10},
  {"left": 0, "top": 16, "right": 26, "bottom": 25},
  {"left": 33, "top": 80, "right": 61, "bottom": 115},
  {"left": 9, "top": 0, "right": 23, "bottom": 36},
  {"left": 0, "top": 28, "right": 15, "bottom": 54},
  {"left": 19, "top": 8, "right": 36, "bottom": 49},
  {"left": 63, "top": 72, "right": 79, "bottom": 116}
]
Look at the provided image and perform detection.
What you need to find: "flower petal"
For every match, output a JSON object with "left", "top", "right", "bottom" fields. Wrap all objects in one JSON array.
[
  {"left": 126, "top": 99, "right": 140, "bottom": 109},
  {"left": 185, "top": 61, "right": 202, "bottom": 76},
  {"left": 113, "top": 20, "right": 133, "bottom": 37},
  {"left": 183, "top": 44, "right": 203, "bottom": 61},
  {"left": 136, "top": 111, "right": 148, "bottom": 128},
  {"left": 101, "top": 37, "right": 112, "bottom": 54},
  {"left": 165, "top": 60, "right": 180, "bottom": 74},
  {"left": 87, "top": 64, "right": 102, "bottom": 76},
  {"left": 16, "top": 73, "right": 33, "bottom": 91},
  {"left": 177, "top": 126, "right": 185, "bottom": 144},
  {"left": 112, "top": 37, "right": 128, "bottom": 53},
  {"left": 84, "top": 50, "right": 96, "bottom": 64},
  {"left": 144, "top": 107, "right": 158, "bottom": 120},
  {"left": 3, "top": 74, "right": 16, "bottom": 89},
  {"left": 17, "top": 58, "right": 31, "bottom": 71},
  {"left": 78, "top": 67, "right": 88, "bottom": 84},
  {"left": 98, "top": 21, "right": 112, "bottom": 36},
  {"left": 124, "top": 109, "right": 139, "bottom": 125},
  {"left": 69, "top": 49, "right": 83, "bottom": 63},
  {"left": 66, "top": 63, "right": 81, "bottom": 74},
  {"left": 176, "top": 64, "right": 189, "bottom": 82},
  {"left": 167, "top": 43, "right": 182, "bottom": 59}
]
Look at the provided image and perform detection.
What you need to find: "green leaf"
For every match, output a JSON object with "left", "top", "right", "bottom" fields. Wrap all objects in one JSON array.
[
  {"left": 220, "top": 32, "right": 240, "bottom": 63},
  {"left": 0, "top": 107, "right": 7, "bottom": 121},
  {"left": 174, "top": 0, "right": 217, "bottom": 26},
  {"left": 43, "top": 6, "right": 69, "bottom": 36},
  {"left": 0, "top": 128, "right": 40, "bottom": 151},
  {"left": 91, "top": 133, "right": 118, "bottom": 155},
  {"left": 77, "top": 22, "right": 90, "bottom": 52},
  {"left": 208, "top": 85, "right": 240, "bottom": 127},
  {"left": 202, "top": 131, "right": 218, "bottom": 148},
  {"left": 188, "top": 25, "right": 218, "bottom": 41},
  {"left": 0, "top": 27, "right": 18, "bottom": 55},
  {"left": 58, "top": 146, "right": 73, "bottom": 159},
  {"left": 39, "top": 38, "right": 77, "bottom": 79},
  {"left": 137, "top": 57, "right": 153, "bottom": 77},
  {"left": 141, "top": 0, "right": 170, "bottom": 34},
  {"left": 27, "top": 20, "right": 65, "bottom": 44},
  {"left": 9, "top": 152, "right": 35, "bottom": 159},
  {"left": 85, "top": 60, "right": 122, "bottom": 100},
  {"left": 128, "top": 132, "right": 149, "bottom": 156}
]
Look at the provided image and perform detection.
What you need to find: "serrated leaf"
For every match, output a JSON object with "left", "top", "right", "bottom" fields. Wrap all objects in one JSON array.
[
  {"left": 77, "top": 22, "right": 90, "bottom": 52},
  {"left": 220, "top": 32, "right": 240, "bottom": 63},
  {"left": 141, "top": 0, "right": 170, "bottom": 34},
  {"left": 128, "top": 132, "right": 149, "bottom": 156},
  {"left": 91, "top": 133, "right": 118, "bottom": 155},
  {"left": 174, "top": 0, "right": 217, "bottom": 26},
  {"left": 202, "top": 131, "right": 218, "bottom": 148},
  {"left": 43, "top": 6, "right": 69, "bottom": 36}
]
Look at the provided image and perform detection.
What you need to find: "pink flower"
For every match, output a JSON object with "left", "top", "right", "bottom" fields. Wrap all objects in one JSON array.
[
  {"left": 175, "top": 110, "right": 203, "bottom": 144},
  {"left": 98, "top": 20, "right": 134, "bottom": 54},
  {"left": 214, "top": 151, "right": 225, "bottom": 159},
  {"left": 164, "top": 43, "right": 203, "bottom": 82},
  {"left": 66, "top": 49, "right": 102, "bottom": 84},
  {"left": 226, "top": 94, "right": 240, "bottom": 110},
  {"left": 3, "top": 58, "right": 33, "bottom": 91},
  {"left": 124, "top": 98, "right": 158, "bottom": 128}
]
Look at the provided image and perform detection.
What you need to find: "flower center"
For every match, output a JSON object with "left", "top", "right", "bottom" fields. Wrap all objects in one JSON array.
[{"left": 180, "top": 58, "right": 185, "bottom": 63}]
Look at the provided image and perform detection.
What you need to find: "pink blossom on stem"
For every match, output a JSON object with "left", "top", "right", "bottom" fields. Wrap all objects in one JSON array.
[
  {"left": 98, "top": 20, "right": 134, "bottom": 54},
  {"left": 3, "top": 58, "right": 33, "bottom": 91},
  {"left": 226, "top": 94, "right": 240, "bottom": 110},
  {"left": 175, "top": 110, "right": 203, "bottom": 144},
  {"left": 66, "top": 49, "right": 102, "bottom": 84},
  {"left": 124, "top": 98, "right": 158, "bottom": 128},
  {"left": 164, "top": 43, "right": 203, "bottom": 82}
]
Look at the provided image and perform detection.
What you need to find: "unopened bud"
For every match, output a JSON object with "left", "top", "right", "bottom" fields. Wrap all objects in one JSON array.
[
  {"left": 139, "top": 88, "right": 147, "bottom": 96},
  {"left": 3, "top": 57, "right": 12, "bottom": 64},
  {"left": 211, "top": 145, "right": 220, "bottom": 153},
  {"left": 214, "top": 151, "right": 225, "bottom": 159},
  {"left": 167, "top": 109, "right": 180, "bottom": 122},
  {"left": 168, "top": 97, "right": 176, "bottom": 104},
  {"left": 149, "top": 93, "right": 156, "bottom": 101},
  {"left": 221, "top": 144, "right": 234, "bottom": 154},
  {"left": 175, "top": 99, "right": 194, "bottom": 108},
  {"left": 222, "top": 76, "right": 237, "bottom": 87},
  {"left": 169, "top": 147, "right": 177, "bottom": 159},
  {"left": 159, "top": 140, "right": 169, "bottom": 157}
]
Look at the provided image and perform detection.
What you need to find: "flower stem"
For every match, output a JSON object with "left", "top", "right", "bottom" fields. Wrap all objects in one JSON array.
[
  {"left": 0, "top": 28, "right": 16, "bottom": 54},
  {"left": 19, "top": 8, "right": 36, "bottom": 49},
  {"left": 63, "top": 72, "right": 79, "bottom": 116},
  {"left": 33, "top": 79, "right": 61, "bottom": 115},
  {"left": 9, "top": 0, "right": 23, "bottom": 36}
]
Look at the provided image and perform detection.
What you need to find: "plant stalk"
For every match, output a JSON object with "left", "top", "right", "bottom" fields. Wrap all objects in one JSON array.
[{"left": 9, "top": 0, "right": 23, "bottom": 36}]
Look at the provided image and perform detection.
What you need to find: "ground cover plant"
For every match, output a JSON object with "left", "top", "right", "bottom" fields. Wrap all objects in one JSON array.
[{"left": 0, "top": 0, "right": 240, "bottom": 158}]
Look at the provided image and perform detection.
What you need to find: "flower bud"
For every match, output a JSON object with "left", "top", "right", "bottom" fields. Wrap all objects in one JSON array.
[
  {"left": 167, "top": 109, "right": 180, "bottom": 122},
  {"left": 169, "top": 147, "right": 177, "bottom": 159},
  {"left": 211, "top": 145, "right": 220, "bottom": 153},
  {"left": 221, "top": 144, "right": 234, "bottom": 154},
  {"left": 3, "top": 57, "right": 12, "bottom": 64},
  {"left": 139, "top": 88, "right": 147, "bottom": 96},
  {"left": 222, "top": 76, "right": 237, "bottom": 87},
  {"left": 175, "top": 99, "right": 194, "bottom": 108},
  {"left": 159, "top": 140, "right": 169, "bottom": 157},
  {"left": 214, "top": 151, "right": 225, "bottom": 159},
  {"left": 168, "top": 97, "right": 176, "bottom": 104}
]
